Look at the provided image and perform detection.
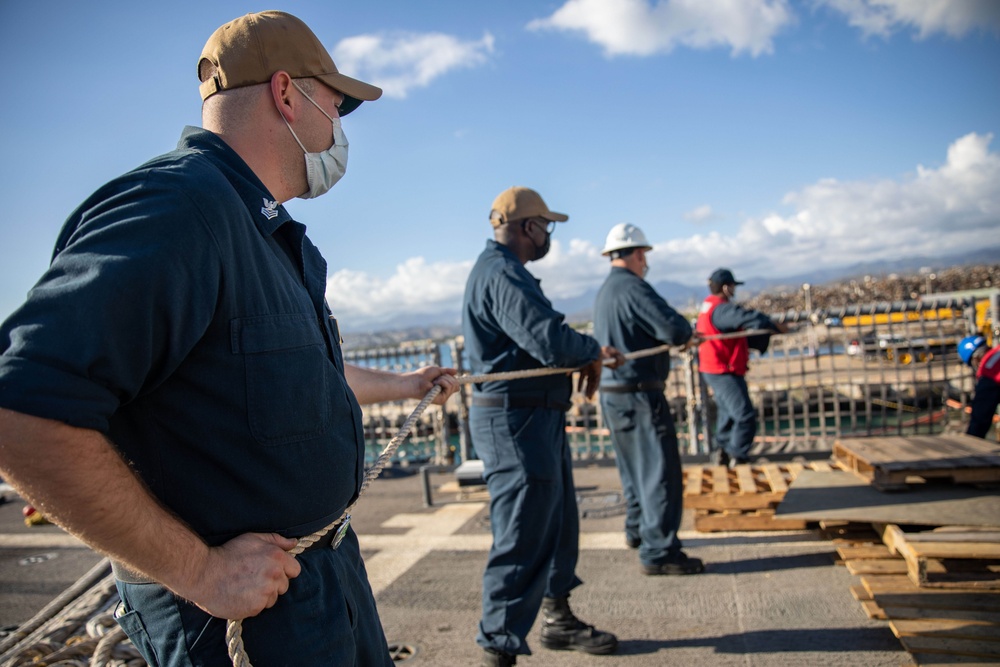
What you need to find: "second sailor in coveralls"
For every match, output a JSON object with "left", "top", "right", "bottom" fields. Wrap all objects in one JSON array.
[
  {"left": 593, "top": 223, "right": 705, "bottom": 576},
  {"left": 463, "top": 186, "right": 623, "bottom": 667}
]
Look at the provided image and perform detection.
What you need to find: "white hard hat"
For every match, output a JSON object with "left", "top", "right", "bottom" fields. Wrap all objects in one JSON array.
[{"left": 602, "top": 223, "right": 652, "bottom": 256}]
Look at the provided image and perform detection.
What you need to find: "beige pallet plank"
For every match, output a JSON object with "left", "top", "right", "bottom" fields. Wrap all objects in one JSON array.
[
  {"left": 891, "top": 618, "right": 1000, "bottom": 641},
  {"left": 898, "top": 634, "right": 1000, "bottom": 659},
  {"left": 693, "top": 509, "right": 808, "bottom": 532},
  {"left": 861, "top": 575, "right": 1000, "bottom": 612},
  {"left": 684, "top": 465, "right": 706, "bottom": 497},
  {"left": 847, "top": 559, "right": 910, "bottom": 575},
  {"left": 760, "top": 464, "right": 788, "bottom": 493},
  {"left": 838, "top": 544, "right": 896, "bottom": 560},
  {"left": 880, "top": 606, "right": 1000, "bottom": 625},
  {"left": 907, "top": 652, "right": 993, "bottom": 665},
  {"left": 880, "top": 524, "right": 1000, "bottom": 589}
]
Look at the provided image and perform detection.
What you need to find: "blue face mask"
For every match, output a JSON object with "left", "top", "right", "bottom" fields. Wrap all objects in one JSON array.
[{"left": 281, "top": 81, "right": 349, "bottom": 199}]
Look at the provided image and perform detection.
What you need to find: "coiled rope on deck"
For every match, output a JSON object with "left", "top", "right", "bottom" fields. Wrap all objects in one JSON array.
[{"left": 225, "top": 327, "right": 778, "bottom": 666}]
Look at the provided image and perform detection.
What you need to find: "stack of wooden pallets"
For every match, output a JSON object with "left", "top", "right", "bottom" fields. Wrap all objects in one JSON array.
[
  {"left": 827, "top": 434, "right": 1000, "bottom": 664},
  {"left": 837, "top": 523, "right": 1000, "bottom": 664},
  {"left": 682, "top": 460, "right": 838, "bottom": 532}
]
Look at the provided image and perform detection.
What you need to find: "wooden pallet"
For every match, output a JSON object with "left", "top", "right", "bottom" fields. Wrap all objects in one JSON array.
[
  {"left": 855, "top": 574, "right": 1000, "bottom": 662},
  {"left": 692, "top": 507, "right": 809, "bottom": 532},
  {"left": 683, "top": 460, "right": 837, "bottom": 509},
  {"left": 878, "top": 524, "right": 1000, "bottom": 590},
  {"left": 833, "top": 520, "right": 1000, "bottom": 664},
  {"left": 683, "top": 461, "right": 835, "bottom": 531},
  {"left": 834, "top": 434, "right": 1000, "bottom": 491}
]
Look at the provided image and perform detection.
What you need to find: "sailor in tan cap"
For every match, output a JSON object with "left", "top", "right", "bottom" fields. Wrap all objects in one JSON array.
[
  {"left": 0, "top": 10, "right": 458, "bottom": 666},
  {"left": 463, "top": 186, "right": 623, "bottom": 666}
]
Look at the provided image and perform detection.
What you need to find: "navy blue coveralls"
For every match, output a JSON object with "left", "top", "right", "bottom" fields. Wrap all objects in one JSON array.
[
  {"left": 593, "top": 266, "right": 692, "bottom": 566},
  {"left": 463, "top": 240, "right": 601, "bottom": 657},
  {"left": 0, "top": 128, "right": 390, "bottom": 666}
]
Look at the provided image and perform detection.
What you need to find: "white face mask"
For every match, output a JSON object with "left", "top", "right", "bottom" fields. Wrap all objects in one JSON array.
[{"left": 281, "top": 81, "right": 349, "bottom": 199}]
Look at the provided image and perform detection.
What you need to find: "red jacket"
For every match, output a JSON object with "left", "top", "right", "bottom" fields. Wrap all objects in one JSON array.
[
  {"left": 696, "top": 294, "right": 749, "bottom": 375},
  {"left": 978, "top": 346, "right": 1000, "bottom": 383}
]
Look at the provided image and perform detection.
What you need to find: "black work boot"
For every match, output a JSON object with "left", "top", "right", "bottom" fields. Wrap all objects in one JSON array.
[
  {"left": 539, "top": 596, "right": 618, "bottom": 655},
  {"left": 481, "top": 648, "right": 516, "bottom": 666},
  {"left": 710, "top": 449, "right": 730, "bottom": 467}
]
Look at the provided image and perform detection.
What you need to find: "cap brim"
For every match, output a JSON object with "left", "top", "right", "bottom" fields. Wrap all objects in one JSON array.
[
  {"left": 541, "top": 211, "right": 569, "bottom": 222},
  {"left": 316, "top": 71, "right": 382, "bottom": 116}
]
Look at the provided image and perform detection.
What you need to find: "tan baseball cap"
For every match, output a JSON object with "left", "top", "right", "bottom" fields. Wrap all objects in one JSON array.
[
  {"left": 198, "top": 10, "right": 382, "bottom": 116},
  {"left": 490, "top": 186, "right": 569, "bottom": 227}
]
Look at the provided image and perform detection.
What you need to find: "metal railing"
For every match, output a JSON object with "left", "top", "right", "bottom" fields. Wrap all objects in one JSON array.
[
  {"left": 348, "top": 294, "right": 995, "bottom": 465},
  {"left": 344, "top": 340, "right": 453, "bottom": 467}
]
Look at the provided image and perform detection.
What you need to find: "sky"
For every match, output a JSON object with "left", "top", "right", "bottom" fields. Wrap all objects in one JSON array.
[{"left": 1, "top": 0, "right": 998, "bottom": 332}]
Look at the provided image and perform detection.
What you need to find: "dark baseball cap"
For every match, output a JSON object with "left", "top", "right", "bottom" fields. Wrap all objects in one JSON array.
[{"left": 709, "top": 268, "right": 744, "bottom": 285}]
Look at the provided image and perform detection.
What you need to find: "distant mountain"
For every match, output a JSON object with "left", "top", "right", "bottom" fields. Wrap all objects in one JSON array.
[
  {"left": 559, "top": 246, "right": 999, "bottom": 323},
  {"left": 756, "top": 245, "right": 1000, "bottom": 294},
  {"left": 340, "top": 246, "right": 999, "bottom": 343}
]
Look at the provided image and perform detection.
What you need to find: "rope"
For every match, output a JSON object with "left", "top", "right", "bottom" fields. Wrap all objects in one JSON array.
[
  {"left": 0, "top": 559, "right": 112, "bottom": 658},
  {"left": 225, "top": 325, "right": 780, "bottom": 666},
  {"left": 0, "top": 326, "right": 782, "bottom": 667},
  {"left": 226, "top": 386, "right": 443, "bottom": 666},
  {"left": 453, "top": 328, "right": 776, "bottom": 385}
]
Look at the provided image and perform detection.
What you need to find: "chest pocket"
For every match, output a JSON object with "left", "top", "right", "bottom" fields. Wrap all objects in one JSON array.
[{"left": 232, "top": 313, "right": 331, "bottom": 446}]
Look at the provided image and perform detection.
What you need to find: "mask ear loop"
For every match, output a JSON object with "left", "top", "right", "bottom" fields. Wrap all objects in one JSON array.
[
  {"left": 281, "top": 80, "right": 346, "bottom": 153},
  {"left": 278, "top": 83, "right": 310, "bottom": 154}
]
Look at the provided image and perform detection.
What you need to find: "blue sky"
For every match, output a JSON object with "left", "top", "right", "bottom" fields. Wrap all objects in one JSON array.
[{"left": 1, "top": 0, "right": 998, "bottom": 331}]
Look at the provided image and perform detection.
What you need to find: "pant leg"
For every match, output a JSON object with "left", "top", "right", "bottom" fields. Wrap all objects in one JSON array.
[
  {"left": 967, "top": 377, "right": 1000, "bottom": 439},
  {"left": 473, "top": 405, "right": 578, "bottom": 656},
  {"left": 115, "top": 526, "right": 390, "bottom": 667},
  {"left": 704, "top": 373, "right": 757, "bottom": 459},
  {"left": 601, "top": 394, "right": 640, "bottom": 543},
  {"left": 702, "top": 373, "right": 732, "bottom": 455},
  {"left": 545, "top": 428, "right": 583, "bottom": 598},
  {"left": 603, "top": 392, "right": 683, "bottom": 566}
]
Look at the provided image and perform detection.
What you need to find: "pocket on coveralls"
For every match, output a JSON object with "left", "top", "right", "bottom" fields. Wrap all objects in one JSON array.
[
  {"left": 115, "top": 607, "right": 160, "bottom": 666},
  {"left": 232, "top": 313, "right": 332, "bottom": 446}
]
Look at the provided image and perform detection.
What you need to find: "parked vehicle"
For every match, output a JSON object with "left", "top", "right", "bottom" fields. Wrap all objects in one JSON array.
[{"left": 845, "top": 330, "right": 955, "bottom": 364}]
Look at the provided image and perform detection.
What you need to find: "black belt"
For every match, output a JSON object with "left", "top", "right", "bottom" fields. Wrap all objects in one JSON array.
[
  {"left": 472, "top": 394, "right": 572, "bottom": 412},
  {"left": 599, "top": 381, "right": 665, "bottom": 394},
  {"left": 112, "top": 528, "right": 340, "bottom": 585}
]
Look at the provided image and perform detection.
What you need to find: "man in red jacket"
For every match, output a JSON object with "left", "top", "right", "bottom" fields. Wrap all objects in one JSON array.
[
  {"left": 696, "top": 269, "right": 787, "bottom": 467},
  {"left": 959, "top": 335, "right": 1000, "bottom": 439}
]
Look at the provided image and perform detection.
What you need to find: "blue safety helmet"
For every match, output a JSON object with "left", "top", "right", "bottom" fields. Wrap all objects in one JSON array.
[{"left": 958, "top": 335, "right": 986, "bottom": 367}]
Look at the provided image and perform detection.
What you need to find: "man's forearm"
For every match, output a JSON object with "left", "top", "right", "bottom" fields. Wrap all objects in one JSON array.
[
  {"left": 344, "top": 365, "right": 414, "bottom": 405},
  {"left": 0, "top": 408, "right": 208, "bottom": 594}
]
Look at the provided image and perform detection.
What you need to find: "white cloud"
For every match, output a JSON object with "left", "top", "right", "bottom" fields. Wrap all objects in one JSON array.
[
  {"left": 326, "top": 256, "right": 473, "bottom": 324},
  {"left": 528, "top": 238, "right": 608, "bottom": 298},
  {"left": 819, "top": 0, "right": 1000, "bottom": 39},
  {"left": 650, "top": 132, "right": 1000, "bottom": 282},
  {"left": 327, "top": 133, "right": 999, "bottom": 329},
  {"left": 527, "top": 0, "right": 795, "bottom": 57},
  {"left": 332, "top": 32, "right": 495, "bottom": 98},
  {"left": 683, "top": 204, "right": 719, "bottom": 224}
]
